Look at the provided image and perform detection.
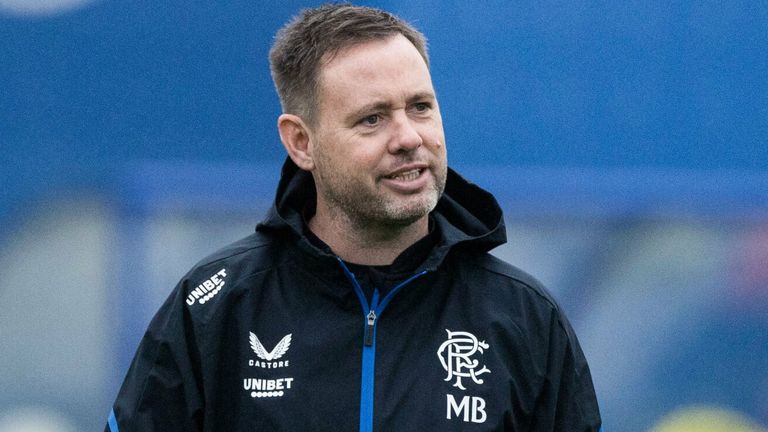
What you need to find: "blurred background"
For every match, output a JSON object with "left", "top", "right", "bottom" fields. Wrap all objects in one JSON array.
[{"left": 1, "top": 0, "right": 767, "bottom": 430}]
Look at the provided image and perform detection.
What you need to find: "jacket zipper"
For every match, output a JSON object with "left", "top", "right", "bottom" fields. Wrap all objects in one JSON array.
[
  {"left": 365, "top": 309, "right": 377, "bottom": 346},
  {"left": 336, "top": 258, "right": 427, "bottom": 432},
  {"left": 359, "top": 289, "right": 380, "bottom": 432}
]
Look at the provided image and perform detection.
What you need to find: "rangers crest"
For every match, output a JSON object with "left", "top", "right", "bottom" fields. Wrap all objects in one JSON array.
[
  {"left": 437, "top": 329, "right": 491, "bottom": 390},
  {"left": 250, "top": 333, "right": 292, "bottom": 361}
]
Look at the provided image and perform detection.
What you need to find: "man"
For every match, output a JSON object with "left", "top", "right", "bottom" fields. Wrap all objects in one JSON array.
[{"left": 106, "top": 4, "right": 602, "bottom": 431}]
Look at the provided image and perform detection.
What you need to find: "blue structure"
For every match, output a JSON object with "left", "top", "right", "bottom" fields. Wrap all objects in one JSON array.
[
  {"left": 1, "top": 1, "right": 767, "bottom": 430},
  {"left": 2, "top": 1, "right": 766, "bottom": 225}
]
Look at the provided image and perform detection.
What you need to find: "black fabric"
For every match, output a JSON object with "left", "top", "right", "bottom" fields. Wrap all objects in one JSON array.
[
  {"left": 303, "top": 214, "right": 440, "bottom": 301},
  {"left": 107, "top": 157, "right": 602, "bottom": 431}
]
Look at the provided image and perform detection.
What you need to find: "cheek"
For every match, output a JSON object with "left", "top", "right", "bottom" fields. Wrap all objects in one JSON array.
[
  {"left": 352, "top": 138, "right": 390, "bottom": 164},
  {"left": 418, "top": 120, "right": 446, "bottom": 149},
  {"left": 424, "top": 131, "right": 446, "bottom": 152}
]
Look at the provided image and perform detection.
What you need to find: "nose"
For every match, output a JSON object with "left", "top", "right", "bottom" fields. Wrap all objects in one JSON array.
[{"left": 388, "top": 111, "right": 423, "bottom": 153}]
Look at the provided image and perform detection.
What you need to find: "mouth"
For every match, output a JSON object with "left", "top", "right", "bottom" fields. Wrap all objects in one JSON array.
[{"left": 385, "top": 168, "right": 424, "bottom": 182}]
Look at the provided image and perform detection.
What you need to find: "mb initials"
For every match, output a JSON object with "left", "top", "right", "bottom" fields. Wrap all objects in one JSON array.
[{"left": 446, "top": 394, "right": 487, "bottom": 424}]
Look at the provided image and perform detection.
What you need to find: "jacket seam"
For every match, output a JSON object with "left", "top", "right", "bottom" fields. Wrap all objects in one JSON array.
[
  {"left": 478, "top": 263, "right": 561, "bottom": 315},
  {"left": 190, "top": 241, "right": 273, "bottom": 272}
]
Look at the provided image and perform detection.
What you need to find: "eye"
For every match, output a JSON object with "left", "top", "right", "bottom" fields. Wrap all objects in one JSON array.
[
  {"left": 361, "top": 114, "right": 380, "bottom": 126},
  {"left": 412, "top": 102, "right": 432, "bottom": 113}
]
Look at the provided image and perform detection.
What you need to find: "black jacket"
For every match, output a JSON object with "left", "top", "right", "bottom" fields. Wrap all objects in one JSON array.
[{"left": 107, "top": 159, "right": 602, "bottom": 431}]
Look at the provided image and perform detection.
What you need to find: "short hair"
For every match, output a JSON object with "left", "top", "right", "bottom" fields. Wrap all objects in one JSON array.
[{"left": 269, "top": 3, "right": 429, "bottom": 126}]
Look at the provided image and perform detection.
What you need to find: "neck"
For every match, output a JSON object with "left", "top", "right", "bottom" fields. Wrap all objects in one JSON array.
[{"left": 308, "top": 206, "right": 429, "bottom": 266}]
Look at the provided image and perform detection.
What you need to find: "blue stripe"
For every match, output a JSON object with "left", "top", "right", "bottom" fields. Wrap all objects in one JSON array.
[
  {"left": 107, "top": 409, "right": 119, "bottom": 432},
  {"left": 121, "top": 161, "right": 768, "bottom": 218},
  {"left": 336, "top": 257, "right": 370, "bottom": 310},
  {"left": 335, "top": 259, "right": 373, "bottom": 432},
  {"left": 359, "top": 290, "right": 380, "bottom": 432},
  {"left": 336, "top": 258, "right": 428, "bottom": 432},
  {"left": 375, "top": 270, "right": 427, "bottom": 313},
  {"left": 360, "top": 341, "right": 376, "bottom": 432}
]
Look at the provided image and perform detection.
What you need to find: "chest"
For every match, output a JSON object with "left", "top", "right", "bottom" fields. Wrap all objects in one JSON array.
[{"left": 194, "top": 268, "right": 538, "bottom": 431}]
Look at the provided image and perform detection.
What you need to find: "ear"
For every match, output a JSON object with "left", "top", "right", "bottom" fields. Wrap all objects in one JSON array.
[{"left": 278, "top": 114, "right": 315, "bottom": 171}]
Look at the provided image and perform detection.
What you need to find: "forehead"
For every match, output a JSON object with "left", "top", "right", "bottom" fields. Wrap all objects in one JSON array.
[{"left": 316, "top": 35, "right": 435, "bottom": 114}]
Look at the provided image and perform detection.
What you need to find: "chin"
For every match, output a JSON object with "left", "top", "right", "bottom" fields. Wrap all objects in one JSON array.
[
  {"left": 380, "top": 197, "right": 438, "bottom": 226},
  {"left": 380, "top": 212, "right": 426, "bottom": 228}
]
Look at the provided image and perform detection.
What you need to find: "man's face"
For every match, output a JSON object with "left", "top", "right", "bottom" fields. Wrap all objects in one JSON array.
[{"left": 309, "top": 34, "right": 447, "bottom": 228}]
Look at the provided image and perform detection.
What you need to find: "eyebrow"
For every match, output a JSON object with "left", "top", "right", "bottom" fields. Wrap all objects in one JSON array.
[{"left": 345, "top": 92, "right": 436, "bottom": 124}]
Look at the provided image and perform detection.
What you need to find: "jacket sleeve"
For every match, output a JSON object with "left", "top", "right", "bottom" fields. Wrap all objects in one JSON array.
[
  {"left": 532, "top": 310, "right": 602, "bottom": 432},
  {"left": 105, "top": 283, "right": 204, "bottom": 432}
]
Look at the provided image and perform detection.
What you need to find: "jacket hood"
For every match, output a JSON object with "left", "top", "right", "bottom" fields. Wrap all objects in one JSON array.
[{"left": 257, "top": 158, "right": 507, "bottom": 268}]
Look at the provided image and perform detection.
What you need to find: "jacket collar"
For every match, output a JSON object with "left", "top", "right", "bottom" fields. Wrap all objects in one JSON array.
[{"left": 256, "top": 157, "right": 507, "bottom": 272}]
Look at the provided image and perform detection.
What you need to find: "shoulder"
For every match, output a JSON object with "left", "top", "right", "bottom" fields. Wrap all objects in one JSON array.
[
  {"left": 189, "top": 231, "right": 276, "bottom": 274},
  {"left": 449, "top": 251, "right": 580, "bottom": 341},
  {"left": 463, "top": 252, "right": 561, "bottom": 312},
  {"left": 176, "top": 231, "right": 285, "bottom": 309}
]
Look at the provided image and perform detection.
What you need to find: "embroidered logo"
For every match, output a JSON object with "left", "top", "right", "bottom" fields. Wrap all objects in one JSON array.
[
  {"left": 437, "top": 329, "right": 491, "bottom": 390},
  {"left": 243, "top": 377, "right": 294, "bottom": 398},
  {"left": 245, "top": 332, "right": 294, "bottom": 398},
  {"left": 186, "top": 268, "right": 227, "bottom": 306},
  {"left": 250, "top": 333, "right": 292, "bottom": 361}
]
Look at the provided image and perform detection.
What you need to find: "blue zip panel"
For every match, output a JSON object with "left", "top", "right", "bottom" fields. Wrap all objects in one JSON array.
[
  {"left": 359, "top": 289, "right": 380, "bottom": 432},
  {"left": 375, "top": 271, "right": 428, "bottom": 312},
  {"left": 336, "top": 258, "right": 428, "bottom": 432},
  {"left": 108, "top": 409, "right": 120, "bottom": 432}
]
